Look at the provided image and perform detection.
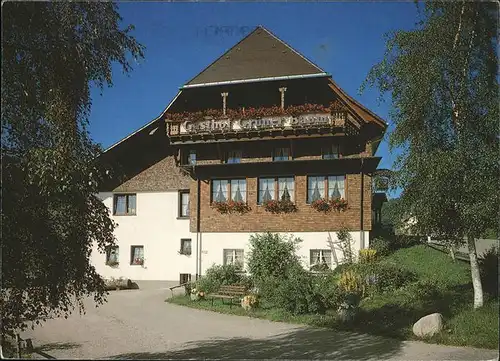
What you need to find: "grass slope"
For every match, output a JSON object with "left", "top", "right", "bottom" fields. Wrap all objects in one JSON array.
[{"left": 167, "top": 245, "right": 499, "bottom": 349}]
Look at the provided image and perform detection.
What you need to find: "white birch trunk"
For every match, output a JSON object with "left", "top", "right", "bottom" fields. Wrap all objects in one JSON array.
[
  {"left": 449, "top": 246, "right": 456, "bottom": 262},
  {"left": 467, "top": 235, "right": 484, "bottom": 309}
]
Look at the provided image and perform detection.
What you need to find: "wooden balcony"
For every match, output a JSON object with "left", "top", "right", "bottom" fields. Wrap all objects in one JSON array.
[{"left": 166, "top": 111, "right": 349, "bottom": 144}]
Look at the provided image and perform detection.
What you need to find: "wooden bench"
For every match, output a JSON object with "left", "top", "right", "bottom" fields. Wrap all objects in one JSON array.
[{"left": 207, "top": 285, "right": 246, "bottom": 308}]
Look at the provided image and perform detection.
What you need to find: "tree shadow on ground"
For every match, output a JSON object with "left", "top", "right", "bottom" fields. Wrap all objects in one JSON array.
[
  {"left": 106, "top": 327, "right": 403, "bottom": 360},
  {"left": 317, "top": 283, "right": 475, "bottom": 340},
  {"left": 30, "top": 341, "right": 81, "bottom": 359},
  {"left": 36, "top": 341, "right": 81, "bottom": 351}
]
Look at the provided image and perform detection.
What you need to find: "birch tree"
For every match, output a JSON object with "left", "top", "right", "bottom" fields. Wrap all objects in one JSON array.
[
  {"left": 1, "top": 2, "right": 144, "bottom": 334},
  {"left": 362, "top": 1, "right": 498, "bottom": 308}
]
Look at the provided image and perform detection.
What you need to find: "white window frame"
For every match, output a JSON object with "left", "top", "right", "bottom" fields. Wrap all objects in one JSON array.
[
  {"left": 211, "top": 179, "right": 247, "bottom": 203},
  {"left": 179, "top": 190, "right": 190, "bottom": 218},
  {"left": 223, "top": 249, "right": 244, "bottom": 270},
  {"left": 258, "top": 176, "right": 295, "bottom": 204},
  {"left": 310, "top": 249, "right": 332, "bottom": 269},
  {"left": 306, "top": 175, "right": 346, "bottom": 203}
]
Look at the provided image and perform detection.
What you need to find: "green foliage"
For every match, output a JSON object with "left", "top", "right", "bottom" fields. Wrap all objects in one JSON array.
[
  {"left": 382, "top": 245, "right": 470, "bottom": 286},
  {"left": 478, "top": 247, "right": 499, "bottom": 297},
  {"left": 359, "top": 249, "right": 378, "bottom": 264},
  {"left": 380, "top": 198, "right": 404, "bottom": 229},
  {"left": 195, "top": 264, "right": 249, "bottom": 294},
  {"left": 247, "top": 233, "right": 302, "bottom": 282},
  {"left": 1, "top": 2, "right": 144, "bottom": 334},
  {"left": 362, "top": 1, "right": 498, "bottom": 307},
  {"left": 265, "top": 265, "right": 326, "bottom": 315},
  {"left": 369, "top": 237, "right": 392, "bottom": 256},
  {"left": 357, "top": 262, "right": 417, "bottom": 294}
]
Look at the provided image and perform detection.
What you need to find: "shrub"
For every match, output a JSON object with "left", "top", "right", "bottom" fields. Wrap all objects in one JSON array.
[
  {"left": 247, "top": 233, "right": 302, "bottom": 281},
  {"left": 359, "top": 249, "right": 378, "bottom": 263},
  {"left": 479, "top": 246, "right": 499, "bottom": 297},
  {"left": 268, "top": 265, "right": 326, "bottom": 315},
  {"left": 195, "top": 264, "right": 247, "bottom": 293},
  {"left": 356, "top": 262, "right": 417, "bottom": 293},
  {"left": 338, "top": 269, "right": 364, "bottom": 294},
  {"left": 369, "top": 237, "right": 392, "bottom": 256},
  {"left": 313, "top": 273, "right": 343, "bottom": 310},
  {"left": 393, "top": 235, "right": 424, "bottom": 250},
  {"left": 310, "top": 262, "right": 330, "bottom": 272}
]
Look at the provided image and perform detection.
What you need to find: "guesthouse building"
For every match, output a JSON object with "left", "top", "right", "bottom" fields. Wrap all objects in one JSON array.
[{"left": 93, "top": 26, "right": 387, "bottom": 284}]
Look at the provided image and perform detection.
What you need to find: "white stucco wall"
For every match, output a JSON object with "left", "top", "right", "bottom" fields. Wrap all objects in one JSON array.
[
  {"left": 199, "top": 231, "right": 369, "bottom": 275},
  {"left": 91, "top": 191, "right": 193, "bottom": 282},
  {"left": 91, "top": 191, "right": 370, "bottom": 281}
]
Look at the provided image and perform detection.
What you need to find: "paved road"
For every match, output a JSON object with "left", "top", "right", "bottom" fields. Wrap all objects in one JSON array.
[{"left": 24, "top": 286, "right": 498, "bottom": 360}]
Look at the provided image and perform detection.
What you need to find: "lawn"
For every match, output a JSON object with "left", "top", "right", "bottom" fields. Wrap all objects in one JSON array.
[{"left": 167, "top": 245, "right": 499, "bottom": 349}]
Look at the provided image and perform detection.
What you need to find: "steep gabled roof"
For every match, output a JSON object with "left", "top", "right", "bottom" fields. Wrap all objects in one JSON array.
[{"left": 184, "top": 26, "right": 328, "bottom": 87}]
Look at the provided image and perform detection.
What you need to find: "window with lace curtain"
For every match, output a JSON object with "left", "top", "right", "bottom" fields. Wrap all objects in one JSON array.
[
  {"left": 105, "top": 246, "right": 119, "bottom": 265},
  {"left": 211, "top": 179, "right": 247, "bottom": 203},
  {"left": 258, "top": 176, "right": 294, "bottom": 204},
  {"left": 310, "top": 249, "right": 332, "bottom": 269},
  {"left": 223, "top": 249, "right": 244, "bottom": 270},
  {"left": 130, "top": 245, "right": 144, "bottom": 265},
  {"left": 178, "top": 190, "right": 190, "bottom": 218},
  {"left": 113, "top": 194, "right": 136, "bottom": 215},
  {"left": 307, "top": 176, "right": 345, "bottom": 203}
]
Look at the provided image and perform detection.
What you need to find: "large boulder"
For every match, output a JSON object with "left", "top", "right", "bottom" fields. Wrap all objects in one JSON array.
[{"left": 412, "top": 313, "right": 444, "bottom": 338}]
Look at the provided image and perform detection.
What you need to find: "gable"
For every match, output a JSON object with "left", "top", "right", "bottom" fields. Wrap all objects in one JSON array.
[{"left": 185, "top": 26, "right": 326, "bottom": 87}]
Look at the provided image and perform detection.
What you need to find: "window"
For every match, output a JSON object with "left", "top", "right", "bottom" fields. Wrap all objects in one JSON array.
[
  {"left": 130, "top": 246, "right": 144, "bottom": 265},
  {"left": 258, "top": 177, "right": 294, "bottom": 204},
  {"left": 223, "top": 249, "right": 244, "bottom": 270},
  {"left": 180, "top": 239, "right": 192, "bottom": 255},
  {"left": 273, "top": 147, "right": 291, "bottom": 161},
  {"left": 307, "top": 176, "right": 345, "bottom": 203},
  {"left": 113, "top": 194, "right": 136, "bottom": 215},
  {"left": 179, "top": 190, "right": 190, "bottom": 218},
  {"left": 106, "top": 246, "right": 119, "bottom": 265},
  {"left": 183, "top": 150, "right": 196, "bottom": 165},
  {"left": 310, "top": 249, "right": 332, "bottom": 269},
  {"left": 322, "top": 144, "right": 340, "bottom": 159},
  {"left": 211, "top": 179, "right": 247, "bottom": 203},
  {"left": 225, "top": 150, "right": 242, "bottom": 164},
  {"left": 180, "top": 273, "right": 191, "bottom": 285}
]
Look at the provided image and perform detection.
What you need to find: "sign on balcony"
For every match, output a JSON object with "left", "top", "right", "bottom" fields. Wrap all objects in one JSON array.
[{"left": 176, "top": 113, "right": 345, "bottom": 135}]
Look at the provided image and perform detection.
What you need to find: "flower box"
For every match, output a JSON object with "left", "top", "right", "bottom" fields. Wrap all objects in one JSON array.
[
  {"left": 167, "top": 102, "right": 347, "bottom": 123},
  {"left": 211, "top": 201, "right": 251, "bottom": 214},
  {"left": 263, "top": 199, "right": 297, "bottom": 214},
  {"left": 329, "top": 198, "right": 348, "bottom": 212},
  {"left": 132, "top": 258, "right": 144, "bottom": 266},
  {"left": 310, "top": 198, "right": 348, "bottom": 213}
]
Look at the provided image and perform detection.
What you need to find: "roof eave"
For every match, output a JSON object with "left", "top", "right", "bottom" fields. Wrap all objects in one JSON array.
[{"left": 181, "top": 72, "right": 330, "bottom": 89}]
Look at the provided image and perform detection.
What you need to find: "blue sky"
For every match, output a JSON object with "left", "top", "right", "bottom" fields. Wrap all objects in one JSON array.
[{"left": 88, "top": 2, "right": 422, "bottom": 198}]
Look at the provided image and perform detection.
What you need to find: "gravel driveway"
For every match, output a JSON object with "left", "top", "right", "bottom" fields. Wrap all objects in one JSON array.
[{"left": 23, "top": 286, "right": 498, "bottom": 360}]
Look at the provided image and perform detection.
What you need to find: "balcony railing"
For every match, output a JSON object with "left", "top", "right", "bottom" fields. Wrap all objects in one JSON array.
[
  {"left": 168, "top": 112, "right": 345, "bottom": 137},
  {"left": 166, "top": 102, "right": 350, "bottom": 138}
]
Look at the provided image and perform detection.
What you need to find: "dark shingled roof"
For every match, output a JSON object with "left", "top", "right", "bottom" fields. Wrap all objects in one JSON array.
[{"left": 185, "top": 26, "right": 327, "bottom": 86}]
